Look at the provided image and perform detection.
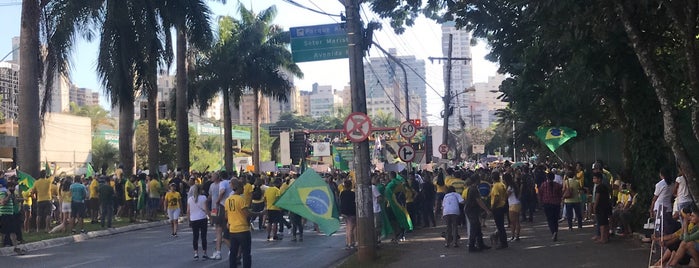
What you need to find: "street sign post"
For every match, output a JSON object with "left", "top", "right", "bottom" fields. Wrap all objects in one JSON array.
[
  {"left": 398, "top": 144, "right": 416, "bottom": 162},
  {"left": 343, "top": 112, "right": 372, "bottom": 143},
  {"left": 290, "top": 23, "right": 348, "bottom": 62},
  {"left": 438, "top": 143, "right": 449, "bottom": 155},
  {"left": 399, "top": 120, "right": 417, "bottom": 139}
]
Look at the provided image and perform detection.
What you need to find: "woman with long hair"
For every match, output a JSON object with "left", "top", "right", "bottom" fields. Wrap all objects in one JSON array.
[
  {"left": 56, "top": 177, "right": 73, "bottom": 233},
  {"left": 503, "top": 173, "right": 521, "bottom": 241},
  {"left": 187, "top": 184, "right": 209, "bottom": 260},
  {"left": 339, "top": 179, "right": 357, "bottom": 249}
]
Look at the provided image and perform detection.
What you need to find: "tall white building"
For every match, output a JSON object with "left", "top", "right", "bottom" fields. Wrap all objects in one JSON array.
[
  {"left": 472, "top": 74, "right": 507, "bottom": 129},
  {"left": 69, "top": 86, "right": 100, "bottom": 107},
  {"left": 0, "top": 61, "right": 19, "bottom": 120},
  {"left": 309, "top": 83, "right": 343, "bottom": 118},
  {"left": 364, "top": 48, "right": 427, "bottom": 122},
  {"left": 441, "top": 22, "right": 474, "bottom": 130}
]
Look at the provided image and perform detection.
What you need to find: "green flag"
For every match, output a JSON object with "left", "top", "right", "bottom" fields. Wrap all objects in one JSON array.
[
  {"left": 17, "top": 170, "right": 35, "bottom": 192},
  {"left": 45, "top": 160, "right": 52, "bottom": 177},
  {"left": 86, "top": 163, "right": 95, "bottom": 178},
  {"left": 274, "top": 169, "right": 340, "bottom": 236},
  {"left": 332, "top": 146, "right": 349, "bottom": 171},
  {"left": 535, "top": 127, "right": 578, "bottom": 152}
]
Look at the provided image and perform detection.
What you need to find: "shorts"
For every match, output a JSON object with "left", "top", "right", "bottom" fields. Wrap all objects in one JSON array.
[
  {"left": 213, "top": 204, "right": 227, "bottom": 226},
  {"left": 267, "top": 210, "right": 283, "bottom": 224},
  {"left": 167, "top": 208, "right": 181, "bottom": 221},
  {"left": 509, "top": 203, "right": 521, "bottom": 213},
  {"left": 0, "top": 214, "right": 15, "bottom": 235},
  {"left": 37, "top": 200, "right": 52, "bottom": 218},
  {"left": 22, "top": 204, "right": 31, "bottom": 213},
  {"left": 62, "top": 202, "right": 72, "bottom": 213},
  {"left": 71, "top": 202, "right": 86, "bottom": 218}
]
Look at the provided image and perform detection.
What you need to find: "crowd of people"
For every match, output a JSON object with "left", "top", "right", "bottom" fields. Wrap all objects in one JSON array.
[{"left": 3, "top": 158, "right": 696, "bottom": 267}]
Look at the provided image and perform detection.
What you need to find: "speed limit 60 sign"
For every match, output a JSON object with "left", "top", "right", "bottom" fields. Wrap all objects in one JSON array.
[{"left": 399, "top": 121, "right": 417, "bottom": 139}]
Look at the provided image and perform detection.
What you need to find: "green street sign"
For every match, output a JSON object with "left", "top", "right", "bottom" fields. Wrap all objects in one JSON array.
[{"left": 290, "top": 23, "right": 348, "bottom": 63}]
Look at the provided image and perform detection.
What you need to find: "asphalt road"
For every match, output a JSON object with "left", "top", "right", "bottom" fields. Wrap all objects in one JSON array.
[{"left": 3, "top": 223, "right": 352, "bottom": 268}]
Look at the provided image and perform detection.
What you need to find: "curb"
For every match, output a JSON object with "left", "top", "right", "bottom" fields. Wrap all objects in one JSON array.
[{"left": 0, "top": 218, "right": 177, "bottom": 256}]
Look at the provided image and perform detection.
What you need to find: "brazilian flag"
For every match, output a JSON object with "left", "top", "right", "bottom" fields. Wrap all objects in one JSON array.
[
  {"left": 275, "top": 169, "right": 340, "bottom": 236},
  {"left": 385, "top": 175, "right": 413, "bottom": 231},
  {"left": 17, "top": 171, "right": 35, "bottom": 192},
  {"left": 535, "top": 127, "right": 578, "bottom": 152},
  {"left": 86, "top": 163, "right": 95, "bottom": 178}
]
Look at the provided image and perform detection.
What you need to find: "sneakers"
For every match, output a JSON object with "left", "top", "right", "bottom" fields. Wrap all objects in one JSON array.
[
  {"left": 552, "top": 232, "right": 558, "bottom": 242},
  {"left": 212, "top": 251, "right": 221, "bottom": 260},
  {"left": 194, "top": 254, "right": 199, "bottom": 261},
  {"left": 202, "top": 255, "right": 209, "bottom": 260}
]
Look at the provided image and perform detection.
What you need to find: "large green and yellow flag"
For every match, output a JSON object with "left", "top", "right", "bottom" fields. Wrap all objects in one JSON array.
[
  {"left": 535, "top": 127, "right": 578, "bottom": 152},
  {"left": 275, "top": 169, "right": 340, "bottom": 236},
  {"left": 17, "top": 170, "right": 35, "bottom": 192},
  {"left": 44, "top": 160, "right": 52, "bottom": 177}
]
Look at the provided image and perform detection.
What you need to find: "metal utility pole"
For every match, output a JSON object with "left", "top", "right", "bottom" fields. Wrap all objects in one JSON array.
[
  {"left": 429, "top": 34, "right": 470, "bottom": 161},
  {"left": 344, "top": 0, "right": 375, "bottom": 262}
]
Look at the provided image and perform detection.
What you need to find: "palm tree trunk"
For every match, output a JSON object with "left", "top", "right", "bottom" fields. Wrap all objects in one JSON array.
[
  {"left": 253, "top": 89, "right": 260, "bottom": 173},
  {"left": 222, "top": 90, "right": 233, "bottom": 173},
  {"left": 147, "top": 88, "right": 159, "bottom": 174},
  {"left": 119, "top": 101, "right": 135, "bottom": 177},
  {"left": 18, "top": 0, "right": 41, "bottom": 178},
  {"left": 175, "top": 28, "right": 190, "bottom": 174}
]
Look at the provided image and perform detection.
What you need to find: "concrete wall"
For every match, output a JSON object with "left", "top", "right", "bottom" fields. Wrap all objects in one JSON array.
[{"left": 40, "top": 113, "right": 91, "bottom": 174}]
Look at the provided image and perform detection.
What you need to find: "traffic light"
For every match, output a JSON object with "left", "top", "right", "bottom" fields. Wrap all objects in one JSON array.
[{"left": 410, "top": 119, "right": 421, "bottom": 127}]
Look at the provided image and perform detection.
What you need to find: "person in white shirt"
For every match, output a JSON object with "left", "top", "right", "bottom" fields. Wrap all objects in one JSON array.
[
  {"left": 674, "top": 168, "right": 692, "bottom": 214},
  {"left": 187, "top": 184, "right": 209, "bottom": 260},
  {"left": 442, "top": 186, "right": 464, "bottom": 248},
  {"left": 650, "top": 167, "right": 678, "bottom": 235}
]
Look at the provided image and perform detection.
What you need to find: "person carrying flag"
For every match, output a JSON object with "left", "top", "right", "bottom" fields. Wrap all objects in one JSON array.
[{"left": 225, "top": 179, "right": 265, "bottom": 268}]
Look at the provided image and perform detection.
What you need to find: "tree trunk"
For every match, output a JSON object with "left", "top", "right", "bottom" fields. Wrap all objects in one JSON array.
[
  {"left": 119, "top": 101, "right": 135, "bottom": 177},
  {"left": 253, "top": 90, "right": 260, "bottom": 173},
  {"left": 615, "top": 0, "right": 699, "bottom": 203},
  {"left": 223, "top": 90, "right": 233, "bottom": 173},
  {"left": 175, "top": 28, "right": 190, "bottom": 175},
  {"left": 147, "top": 88, "right": 159, "bottom": 175},
  {"left": 18, "top": 0, "right": 41, "bottom": 178}
]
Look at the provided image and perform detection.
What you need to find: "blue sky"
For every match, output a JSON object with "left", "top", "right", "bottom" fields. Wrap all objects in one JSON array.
[{"left": 0, "top": 0, "right": 498, "bottom": 124}]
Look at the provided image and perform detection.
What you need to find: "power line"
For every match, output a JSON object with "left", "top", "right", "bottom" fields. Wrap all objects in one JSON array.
[
  {"left": 281, "top": 0, "right": 342, "bottom": 18},
  {"left": 364, "top": 56, "right": 404, "bottom": 118}
]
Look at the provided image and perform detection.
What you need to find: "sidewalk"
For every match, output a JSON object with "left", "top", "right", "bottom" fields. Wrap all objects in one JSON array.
[
  {"left": 341, "top": 211, "right": 649, "bottom": 267},
  {"left": 0, "top": 219, "right": 172, "bottom": 257}
]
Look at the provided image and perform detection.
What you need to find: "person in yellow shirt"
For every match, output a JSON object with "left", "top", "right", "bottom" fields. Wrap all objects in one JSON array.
[
  {"left": 88, "top": 176, "right": 100, "bottom": 224},
  {"left": 164, "top": 183, "right": 181, "bottom": 237},
  {"left": 146, "top": 173, "right": 162, "bottom": 221},
  {"left": 124, "top": 175, "right": 137, "bottom": 223},
  {"left": 31, "top": 170, "right": 52, "bottom": 233},
  {"left": 21, "top": 186, "right": 32, "bottom": 233},
  {"left": 490, "top": 171, "right": 508, "bottom": 249},
  {"left": 434, "top": 171, "right": 447, "bottom": 222},
  {"left": 225, "top": 179, "right": 264, "bottom": 268},
  {"left": 264, "top": 179, "right": 283, "bottom": 241}
]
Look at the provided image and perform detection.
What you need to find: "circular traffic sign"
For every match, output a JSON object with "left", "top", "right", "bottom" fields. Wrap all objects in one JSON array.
[
  {"left": 399, "top": 121, "right": 417, "bottom": 139},
  {"left": 398, "top": 144, "right": 416, "bottom": 162},
  {"left": 343, "top": 112, "right": 372, "bottom": 143},
  {"left": 438, "top": 144, "right": 449, "bottom": 155}
]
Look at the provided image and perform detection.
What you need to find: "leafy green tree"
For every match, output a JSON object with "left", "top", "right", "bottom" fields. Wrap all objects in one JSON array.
[
  {"left": 69, "top": 102, "right": 116, "bottom": 135},
  {"left": 371, "top": 110, "right": 400, "bottom": 128},
  {"left": 92, "top": 137, "right": 119, "bottom": 175},
  {"left": 135, "top": 120, "right": 178, "bottom": 171}
]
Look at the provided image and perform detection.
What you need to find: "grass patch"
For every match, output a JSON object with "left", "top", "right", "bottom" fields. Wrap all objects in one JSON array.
[
  {"left": 337, "top": 246, "right": 402, "bottom": 268},
  {"left": 20, "top": 215, "right": 166, "bottom": 244}
]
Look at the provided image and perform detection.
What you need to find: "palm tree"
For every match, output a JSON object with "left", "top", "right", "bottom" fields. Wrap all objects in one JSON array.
[
  {"left": 17, "top": 0, "right": 43, "bottom": 177},
  {"left": 191, "top": 15, "right": 243, "bottom": 173},
  {"left": 160, "top": 0, "right": 213, "bottom": 174},
  {"left": 192, "top": 5, "right": 302, "bottom": 173},
  {"left": 44, "top": 0, "right": 169, "bottom": 177},
  {"left": 237, "top": 5, "right": 302, "bottom": 172}
]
